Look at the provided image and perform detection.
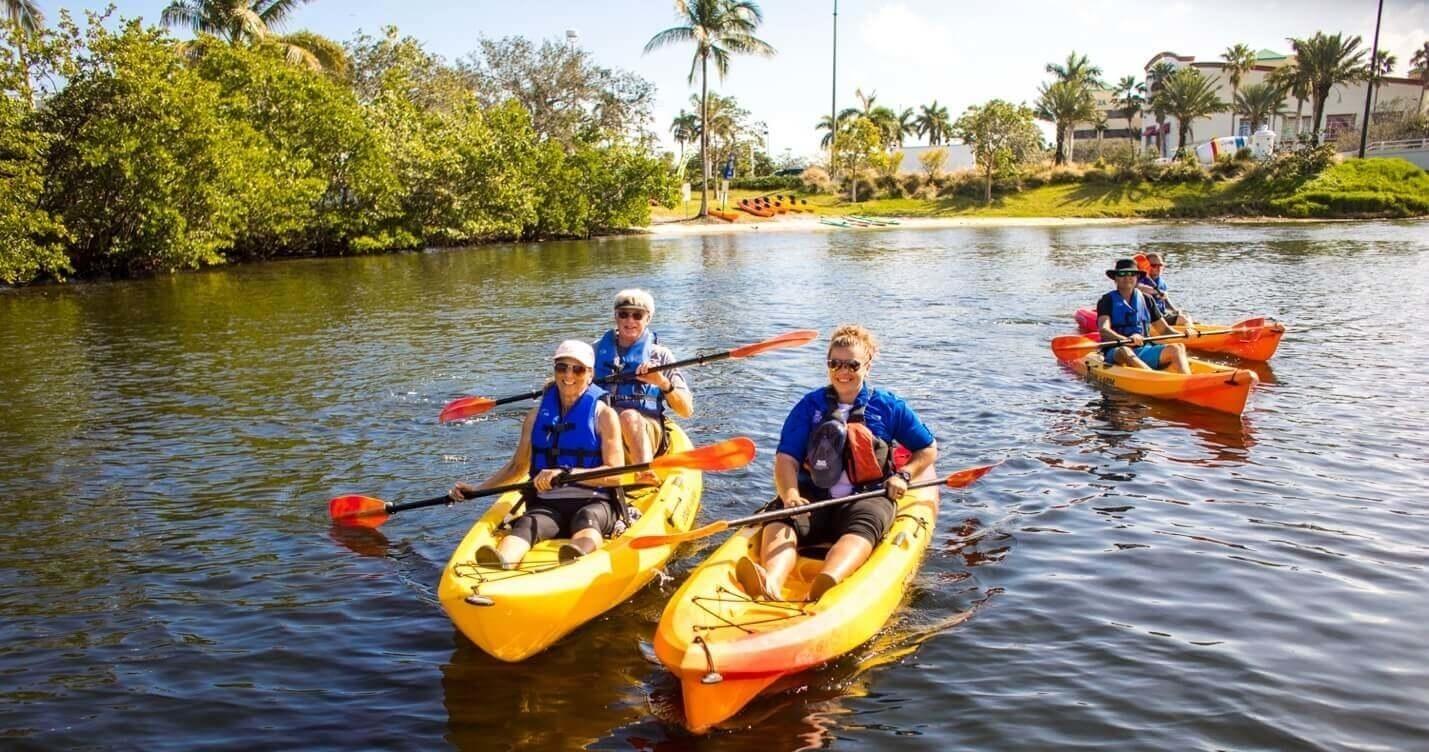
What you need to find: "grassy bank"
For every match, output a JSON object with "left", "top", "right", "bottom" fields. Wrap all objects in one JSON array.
[{"left": 652, "top": 158, "right": 1429, "bottom": 223}]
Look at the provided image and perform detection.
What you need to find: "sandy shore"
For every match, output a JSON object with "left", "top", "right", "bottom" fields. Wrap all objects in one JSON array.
[{"left": 644, "top": 214, "right": 1150, "bottom": 236}]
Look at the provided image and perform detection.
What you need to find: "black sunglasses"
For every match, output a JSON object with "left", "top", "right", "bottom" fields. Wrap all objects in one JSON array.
[
  {"left": 554, "top": 363, "right": 589, "bottom": 375},
  {"left": 827, "top": 358, "right": 863, "bottom": 372}
]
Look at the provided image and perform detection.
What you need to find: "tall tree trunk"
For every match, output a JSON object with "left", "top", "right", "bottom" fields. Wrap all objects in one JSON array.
[
  {"left": 984, "top": 163, "right": 992, "bottom": 204},
  {"left": 1067, "top": 125, "right": 1076, "bottom": 164},
  {"left": 1294, "top": 98, "right": 1304, "bottom": 137},
  {"left": 1311, "top": 91, "right": 1327, "bottom": 145},
  {"left": 699, "top": 55, "right": 710, "bottom": 217}
]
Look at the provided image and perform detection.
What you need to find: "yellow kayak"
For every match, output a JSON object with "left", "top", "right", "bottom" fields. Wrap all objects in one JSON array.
[
  {"left": 1070, "top": 352, "right": 1259, "bottom": 415},
  {"left": 652, "top": 467, "right": 939, "bottom": 732},
  {"left": 437, "top": 424, "right": 703, "bottom": 661}
]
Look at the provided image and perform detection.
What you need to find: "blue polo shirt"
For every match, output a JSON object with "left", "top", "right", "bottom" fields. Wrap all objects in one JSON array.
[{"left": 776, "top": 384, "right": 936, "bottom": 460}]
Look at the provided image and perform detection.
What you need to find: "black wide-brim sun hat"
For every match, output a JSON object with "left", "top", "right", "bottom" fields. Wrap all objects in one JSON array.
[{"left": 1105, "top": 258, "right": 1140, "bottom": 279}]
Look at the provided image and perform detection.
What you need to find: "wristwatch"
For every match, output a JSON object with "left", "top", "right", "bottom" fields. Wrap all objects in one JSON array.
[{"left": 895, "top": 470, "right": 912, "bottom": 483}]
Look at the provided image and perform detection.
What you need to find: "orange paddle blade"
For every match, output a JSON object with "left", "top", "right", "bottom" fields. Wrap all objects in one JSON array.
[
  {"left": 944, "top": 462, "right": 1001, "bottom": 489},
  {"left": 438, "top": 395, "right": 496, "bottom": 424},
  {"left": 651, "top": 437, "right": 757, "bottom": 473},
  {"left": 629, "top": 520, "right": 729, "bottom": 550},
  {"left": 1050, "top": 334, "right": 1102, "bottom": 362},
  {"left": 730, "top": 329, "right": 819, "bottom": 359},
  {"left": 329, "top": 495, "right": 390, "bottom": 528}
]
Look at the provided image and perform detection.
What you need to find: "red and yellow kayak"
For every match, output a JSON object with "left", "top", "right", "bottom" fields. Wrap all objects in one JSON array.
[
  {"left": 653, "top": 468, "right": 939, "bottom": 732},
  {"left": 1074, "top": 309, "right": 1285, "bottom": 361},
  {"left": 737, "top": 199, "right": 774, "bottom": 217},
  {"left": 1066, "top": 351, "right": 1259, "bottom": 415}
]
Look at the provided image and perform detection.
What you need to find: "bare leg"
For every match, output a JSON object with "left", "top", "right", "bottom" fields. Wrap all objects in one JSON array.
[
  {"left": 818, "top": 534, "right": 874, "bottom": 582},
  {"left": 759, "top": 521, "right": 800, "bottom": 597},
  {"left": 570, "top": 527, "right": 602, "bottom": 555},
  {"left": 496, "top": 536, "right": 532, "bottom": 566},
  {"left": 1114, "top": 347, "right": 1151, "bottom": 370},
  {"left": 1160, "top": 343, "right": 1192, "bottom": 374},
  {"left": 619, "top": 409, "right": 654, "bottom": 464}
]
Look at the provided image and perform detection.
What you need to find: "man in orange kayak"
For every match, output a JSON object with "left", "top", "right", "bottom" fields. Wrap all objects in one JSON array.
[
  {"left": 736, "top": 325, "right": 937, "bottom": 601},
  {"left": 593, "top": 289, "right": 694, "bottom": 465},
  {"left": 1136, "top": 252, "right": 1194, "bottom": 327},
  {"left": 1099, "top": 258, "right": 1198, "bottom": 373}
]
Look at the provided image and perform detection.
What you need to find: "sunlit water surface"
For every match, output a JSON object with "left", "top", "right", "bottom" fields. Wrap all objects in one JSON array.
[{"left": 2, "top": 220, "right": 1427, "bottom": 750}]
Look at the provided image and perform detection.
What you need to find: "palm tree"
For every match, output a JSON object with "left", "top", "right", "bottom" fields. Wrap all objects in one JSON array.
[
  {"left": 161, "top": 0, "right": 344, "bottom": 72},
  {"left": 1153, "top": 67, "right": 1226, "bottom": 153},
  {"left": 1268, "top": 62, "right": 1311, "bottom": 137},
  {"left": 867, "top": 105, "right": 900, "bottom": 147},
  {"left": 1093, "top": 113, "right": 1108, "bottom": 160},
  {"left": 914, "top": 100, "right": 952, "bottom": 145},
  {"left": 670, "top": 109, "right": 698, "bottom": 169},
  {"left": 1036, "top": 78, "right": 1096, "bottom": 165},
  {"left": 645, "top": 0, "right": 775, "bottom": 217},
  {"left": 1234, "top": 81, "right": 1286, "bottom": 133},
  {"left": 1113, "top": 75, "right": 1145, "bottom": 150},
  {"left": 895, "top": 107, "right": 917, "bottom": 147},
  {"left": 1146, "top": 61, "right": 1177, "bottom": 156},
  {"left": 1412, "top": 41, "right": 1429, "bottom": 115},
  {"left": 838, "top": 87, "right": 878, "bottom": 122},
  {"left": 1221, "top": 43, "right": 1257, "bottom": 136},
  {"left": 1288, "top": 32, "right": 1367, "bottom": 144},
  {"left": 3, "top": 0, "right": 43, "bottom": 35},
  {"left": 1046, "top": 51, "right": 1103, "bottom": 160},
  {"left": 815, "top": 113, "right": 844, "bottom": 150},
  {"left": 1367, "top": 50, "right": 1396, "bottom": 116}
]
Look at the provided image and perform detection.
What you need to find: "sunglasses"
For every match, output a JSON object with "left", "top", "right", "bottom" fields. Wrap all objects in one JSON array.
[
  {"left": 827, "top": 358, "right": 863, "bottom": 372},
  {"left": 554, "top": 362, "right": 589, "bottom": 375},
  {"left": 1115, "top": 271, "right": 1139, "bottom": 277},
  {"left": 616, "top": 309, "right": 646, "bottom": 321}
]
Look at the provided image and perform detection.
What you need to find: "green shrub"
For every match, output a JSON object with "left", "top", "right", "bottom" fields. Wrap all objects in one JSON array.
[{"left": 729, "top": 175, "right": 801, "bottom": 190}]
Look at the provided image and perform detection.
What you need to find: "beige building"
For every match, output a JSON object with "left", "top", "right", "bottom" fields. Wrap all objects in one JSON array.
[{"left": 1074, "top": 48, "right": 1426, "bottom": 157}]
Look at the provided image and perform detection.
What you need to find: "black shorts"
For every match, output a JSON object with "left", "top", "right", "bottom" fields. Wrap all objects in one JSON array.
[
  {"left": 508, "top": 495, "right": 617, "bottom": 545},
  {"left": 779, "top": 482, "right": 896, "bottom": 547}
]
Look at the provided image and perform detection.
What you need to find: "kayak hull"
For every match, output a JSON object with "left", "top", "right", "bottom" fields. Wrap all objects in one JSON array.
[
  {"left": 1069, "top": 352, "right": 1259, "bottom": 415},
  {"left": 437, "top": 425, "right": 703, "bottom": 662},
  {"left": 653, "top": 467, "right": 939, "bottom": 732},
  {"left": 1074, "top": 308, "right": 1285, "bottom": 361}
]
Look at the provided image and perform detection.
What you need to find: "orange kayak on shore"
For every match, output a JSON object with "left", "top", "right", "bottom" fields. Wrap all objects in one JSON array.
[
  {"left": 708, "top": 209, "right": 739, "bottom": 222},
  {"left": 1063, "top": 350, "right": 1259, "bottom": 415},
  {"left": 1074, "top": 309, "right": 1285, "bottom": 361},
  {"left": 737, "top": 200, "right": 774, "bottom": 217}
]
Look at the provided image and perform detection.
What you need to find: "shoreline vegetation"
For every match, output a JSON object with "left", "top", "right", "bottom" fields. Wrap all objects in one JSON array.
[{"left": 2, "top": 4, "right": 1427, "bottom": 286}]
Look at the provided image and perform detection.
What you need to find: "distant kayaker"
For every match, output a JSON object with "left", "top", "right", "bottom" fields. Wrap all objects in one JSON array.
[
  {"left": 448, "top": 340, "right": 627, "bottom": 568},
  {"left": 1136, "top": 252, "right": 1193, "bottom": 327},
  {"left": 1100, "top": 258, "right": 1198, "bottom": 373},
  {"left": 594, "top": 289, "right": 694, "bottom": 464},
  {"left": 736, "top": 325, "right": 938, "bottom": 602}
]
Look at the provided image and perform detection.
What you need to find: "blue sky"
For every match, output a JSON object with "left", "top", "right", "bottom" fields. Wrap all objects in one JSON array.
[{"left": 53, "top": 0, "right": 1429, "bottom": 159}]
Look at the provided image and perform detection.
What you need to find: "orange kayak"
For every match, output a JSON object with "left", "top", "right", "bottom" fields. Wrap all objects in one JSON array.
[
  {"left": 708, "top": 209, "right": 740, "bottom": 222},
  {"left": 737, "top": 200, "right": 774, "bottom": 217},
  {"left": 1066, "top": 351, "right": 1259, "bottom": 415},
  {"left": 653, "top": 470, "right": 940, "bottom": 732},
  {"left": 1074, "top": 309, "right": 1285, "bottom": 361}
]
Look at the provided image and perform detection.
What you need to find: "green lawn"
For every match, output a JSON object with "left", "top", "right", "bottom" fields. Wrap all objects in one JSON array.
[{"left": 649, "top": 158, "right": 1429, "bottom": 223}]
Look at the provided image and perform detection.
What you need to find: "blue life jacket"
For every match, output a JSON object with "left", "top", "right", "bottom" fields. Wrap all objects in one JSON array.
[
  {"left": 594, "top": 329, "right": 664, "bottom": 417},
  {"left": 1103, "top": 290, "right": 1151, "bottom": 337},
  {"left": 529, "top": 384, "right": 607, "bottom": 472},
  {"left": 1144, "top": 274, "right": 1169, "bottom": 314}
]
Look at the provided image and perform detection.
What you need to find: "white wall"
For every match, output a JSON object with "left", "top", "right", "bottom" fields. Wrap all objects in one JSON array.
[{"left": 895, "top": 144, "right": 976, "bottom": 174}]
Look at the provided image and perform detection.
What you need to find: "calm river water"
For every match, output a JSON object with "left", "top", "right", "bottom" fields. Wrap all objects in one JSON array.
[{"left": 2, "top": 221, "right": 1427, "bottom": 750}]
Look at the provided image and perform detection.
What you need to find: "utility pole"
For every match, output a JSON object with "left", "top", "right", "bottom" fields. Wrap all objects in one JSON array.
[
  {"left": 830, "top": 0, "right": 838, "bottom": 176},
  {"left": 1358, "top": 0, "right": 1384, "bottom": 158}
]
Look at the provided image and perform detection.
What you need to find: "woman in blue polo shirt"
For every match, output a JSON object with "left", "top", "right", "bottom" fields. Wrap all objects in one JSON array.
[{"left": 736, "top": 325, "right": 938, "bottom": 602}]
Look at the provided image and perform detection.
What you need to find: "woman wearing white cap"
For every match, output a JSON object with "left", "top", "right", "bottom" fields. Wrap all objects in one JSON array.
[
  {"left": 448, "top": 340, "right": 625, "bottom": 567},
  {"left": 594, "top": 288, "right": 694, "bottom": 464}
]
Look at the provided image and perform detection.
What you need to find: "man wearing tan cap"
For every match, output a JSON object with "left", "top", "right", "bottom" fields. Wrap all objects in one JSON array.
[{"left": 593, "top": 289, "right": 694, "bottom": 463}]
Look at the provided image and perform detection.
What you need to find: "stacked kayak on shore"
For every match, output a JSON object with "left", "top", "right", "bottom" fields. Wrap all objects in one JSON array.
[
  {"left": 436, "top": 424, "right": 703, "bottom": 662},
  {"left": 1073, "top": 309, "right": 1286, "bottom": 362},
  {"left": 653, "top": 468, "right": 941, "bottom": 732}
]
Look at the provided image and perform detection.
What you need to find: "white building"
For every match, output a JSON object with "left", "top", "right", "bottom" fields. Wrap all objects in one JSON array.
[
  {"left": 1074, "top": 48, "right": 1426, "bottom": 157},
  {"left": 895, "top": 143, "right": 975, "bottom": 175}
]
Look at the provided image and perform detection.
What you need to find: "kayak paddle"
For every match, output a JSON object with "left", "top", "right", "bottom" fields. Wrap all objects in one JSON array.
[
  {"left": 1050, "top": 326, "right": 1257, "bottom": 362},
  {"left": 628, "top": 462, "right": 1000, "bottom": 550},
  {"left": 438, "top": 329, "right": 819, "bottom": 423},
  {"left": 329, "top": 437, "right": 757, "bottom": 529}
]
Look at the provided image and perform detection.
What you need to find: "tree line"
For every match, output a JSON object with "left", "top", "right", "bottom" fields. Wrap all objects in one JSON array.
[{"left": 1, "top": 7, "right": 673, "bottom": 284}]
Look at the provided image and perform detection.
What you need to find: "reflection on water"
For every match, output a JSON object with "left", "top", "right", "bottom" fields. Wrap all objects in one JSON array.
[{"left": 2, "top": 220, "right": 1428, "bottom": 749}]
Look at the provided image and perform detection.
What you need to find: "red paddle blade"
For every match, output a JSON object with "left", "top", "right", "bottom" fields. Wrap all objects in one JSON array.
[
  {"left": 944, "top": 462, "right": 1001, "bottom": 489},
  {"left": 730, "top": 329, "right": 819, "bottom": 359},
  {"left": 651, "top": 437, "right": 757, "bottom": 473},
  {"left": 438, "top": 395, "right": 497, "bottom": 424},
  {"left": 329, "top": 495, "right": 390, "bottom": 528},
  {"left": 1050, "top": 335, "right": 1099, "bottom": 362}
]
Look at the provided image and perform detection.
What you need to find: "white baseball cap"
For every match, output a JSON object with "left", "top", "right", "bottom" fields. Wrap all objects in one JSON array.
[
  {"left": 552, "top": 339, "right": 595, "bottom": 368},
  {"left": 612, "top": 288, "right": 654, "bottom": 314}
]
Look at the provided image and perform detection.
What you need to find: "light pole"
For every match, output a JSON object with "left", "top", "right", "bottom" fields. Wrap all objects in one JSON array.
[
  {"left": 830, "top": 0, "right": 838, "bottom": 175},
  {"left": 1358, "top": 0, "right": 1384, "bottom": 158}
]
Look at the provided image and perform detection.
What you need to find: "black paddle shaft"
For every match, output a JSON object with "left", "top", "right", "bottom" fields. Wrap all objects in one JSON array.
[
  {"left": 723, "top": 476, "right": 948, "bottom": 530},
  {"left": 385, "top": 459, "right": 659, "bottom": 515}
]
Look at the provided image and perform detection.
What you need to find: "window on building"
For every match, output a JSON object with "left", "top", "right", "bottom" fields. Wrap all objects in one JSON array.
[{"left": 1324, "top": 114, "right": 1356, "bottom": 136}]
